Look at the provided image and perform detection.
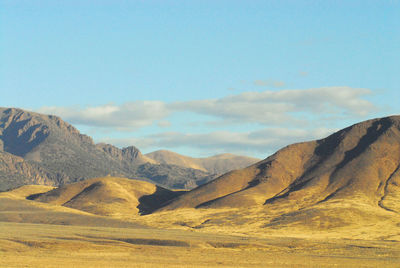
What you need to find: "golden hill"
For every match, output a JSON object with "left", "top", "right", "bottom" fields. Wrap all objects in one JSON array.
[
  {"left": 146, "top": 150, "right": 260, "bottom": 174},
  {"left": 30, "top": 177, "right": 182, "bottom": 217},
  {"left": 1, "top": 185, "right": 55, "bottom": 199},
  {"left": 162, "top": 116, "right": 400, "bottom": 210},
  {"left": 0, "top": 189, "right": 143, "bottom": 228},
  {"left": 152, "top": 116, "right": 400, "bottom": 239}
]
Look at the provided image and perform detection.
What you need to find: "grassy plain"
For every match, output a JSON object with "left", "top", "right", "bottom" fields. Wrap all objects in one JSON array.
[
  {"left": 1, "top": 184, "right": 400, "bottom": 267},
  {"left": 1, "top": 221, "right": 399, "bottom": 268}
]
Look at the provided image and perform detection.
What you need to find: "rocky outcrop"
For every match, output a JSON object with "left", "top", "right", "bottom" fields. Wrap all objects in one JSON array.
[
  {"left": 97, "top": 143, "right": 156, "bottom": 165},
  {"left": 0, "top": 151, "right": 60, "bottom": 191}
]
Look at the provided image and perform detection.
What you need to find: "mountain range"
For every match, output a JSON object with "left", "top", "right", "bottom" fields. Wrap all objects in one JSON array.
[
  {"left": 0, "top": 107, "right": 259, "bottom": 191},
  {"left": 5, "top": 113, "right": 399, "bottom": 240}
]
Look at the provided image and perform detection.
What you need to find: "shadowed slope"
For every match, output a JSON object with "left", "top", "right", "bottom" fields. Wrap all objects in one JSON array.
[
  {"left": 162, "top": 116, "right": 400, "bottom": 213},
  {"left": 0, "top": 107, "right": 218, "bottom": 190},
  {"left": 0, "top": 108, "right": 143, "bottom": 188},
  {"left": 30, "top": 177, "right": 182, "bottom": 217},
  {"left": 160, "top": 141, "right": 317, "bottom": 210},
  {"left": 0, "top": 151, "right": 59, "bottom": 191}
]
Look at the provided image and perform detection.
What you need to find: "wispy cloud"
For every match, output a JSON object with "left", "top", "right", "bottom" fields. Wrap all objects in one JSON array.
[
  {"left": 38, "top": 86, "right": 373, "bottom": 129},
  {"left": 36, "top": 86, "right": 375, "bottom": 157},
  {"left": 157, "top": 120, "right": 172, "bottom": 128},
  {"left": 103, "top": 127, "right": 336, "bottom": 155},
  {"left": 254, "top": 80, "right": 286, "bottom": 88},
  {"left": 38, "top": 101, "right": 169, "bottom": 129},
  {"left": 170, "top": 86, "right": 375, "bottom": 125}
]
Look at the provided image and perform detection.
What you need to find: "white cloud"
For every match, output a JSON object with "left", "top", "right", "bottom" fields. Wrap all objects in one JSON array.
[
  {"left": 157, "top": 120, "right": 172, "bottom": 128},
  {"left": 38, "top": 101, "right": 169, "bottom": 129},
  {"left": 102, "top": 127, "right": 337, "bottom": 157},
  {"left": 170, "top": 86, "right": 375, "bottom": 125},
  {"left": 36, "top": 86, "right": 375, "bottom": 157},
  {"left": 38, "top": 86, "right": 374, "bottom": 129}
]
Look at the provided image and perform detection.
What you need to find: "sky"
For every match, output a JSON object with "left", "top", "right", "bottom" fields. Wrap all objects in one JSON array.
[{"left": 1, "top": 0, "right": 399, "bottom": 158}]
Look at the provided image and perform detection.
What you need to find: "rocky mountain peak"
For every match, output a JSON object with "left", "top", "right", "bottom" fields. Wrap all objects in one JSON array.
[
  {"left": 0, "top": 108, "right": 50, "bottom": 157},
  {"left": 96, "top": 144, "right": 143, "bottom": 163},
  {"left": 0, "top": 107, "right": 94, "bottom": 158},
  {"left": 122, "top": 146, "right": 141, "bottom": 160}
]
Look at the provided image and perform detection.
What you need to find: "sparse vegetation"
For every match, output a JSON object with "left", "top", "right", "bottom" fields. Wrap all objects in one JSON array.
[{"left": 1, "top": 112, "right": 400, "bottom": 267}]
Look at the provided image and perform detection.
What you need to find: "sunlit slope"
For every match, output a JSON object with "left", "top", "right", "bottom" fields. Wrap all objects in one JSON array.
[
  {"left": 146, "top": 150, "right": 207, "bottom": 171},
  {"left": 31, "top": 177, "right": 182, "bottom": 217},
  {"left": 0, "top": 190, "right": 143, "bottom": 228},
  {"left": 1, "top": 184, "right": 55, "bottom": 199},
  {"left": 162, "top": 116, "right": 400, "bottom": 211},
  {"left": 160, "top": 140, "right": 317, "bottom": 210}
]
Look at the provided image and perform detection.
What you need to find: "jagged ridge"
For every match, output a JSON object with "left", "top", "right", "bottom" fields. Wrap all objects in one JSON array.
[{"left": 0, "top": 107, "right": 216, "bottom": 190}]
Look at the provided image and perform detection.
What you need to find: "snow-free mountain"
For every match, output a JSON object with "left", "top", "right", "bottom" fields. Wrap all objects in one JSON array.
[{"left": 0, "top": 107, "right": 259, "bottom": 191}]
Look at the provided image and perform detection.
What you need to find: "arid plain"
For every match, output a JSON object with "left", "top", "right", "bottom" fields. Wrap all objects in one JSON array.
[
  {"left": 0, "top": 178, "right": 399, "bottom": 267},
  {"left": 1, "top": 109, "right": 400, "bottom": 267}
]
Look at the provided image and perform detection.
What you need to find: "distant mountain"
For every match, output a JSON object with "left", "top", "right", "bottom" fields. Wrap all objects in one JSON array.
[
  {"left": 160, "top": 115, "right": 400, "bottom": 230},
  {"left": 146, "top": 150, "right": 260, "bottom": 174},
  {"left": 96, "top": 143, "right": 157, "bottom": 166},
  {"left": 0, "top": 107, "right": 218, "bottom": 190}
]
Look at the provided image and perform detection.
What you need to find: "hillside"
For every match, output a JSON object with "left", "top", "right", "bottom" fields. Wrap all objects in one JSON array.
[
  {"left": 162, "top": 116, "right": 400, "bottom": 210},
  {"left": 146, "top": 150, "right": 260, "bottom": 174},
  {"left": 0, "top": 107, "right": 135, "bottom": 188},
  {"left": 0, "top": 150, "right": 58, "bottom": 190},
  {"left": 30, "top": 177, "right": 183, "bottom": 216},
  {"left": 0, "top": 107, "right": 219, "bottom": 190},
  {"left": 153, "top": 116, "right": 400, "bottom": 238},
  {"left": 0, "top": 186, "right": 144, "bottom": 228}
]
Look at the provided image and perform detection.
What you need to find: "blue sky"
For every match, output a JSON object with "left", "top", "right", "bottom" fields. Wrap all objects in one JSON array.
[{"left": 1, "top": 0, "right": 399, "bottom": 158}]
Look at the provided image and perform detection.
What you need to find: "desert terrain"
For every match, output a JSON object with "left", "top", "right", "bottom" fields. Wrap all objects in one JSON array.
[
  {"left": 1, "top": 111, "right": 400, "bottom": 267},
  {"left": 1, "top": 221, "right": 398, "bottom": 267},
  {"left": 0, "top": 177, "right": 399, "bottom": 267}
]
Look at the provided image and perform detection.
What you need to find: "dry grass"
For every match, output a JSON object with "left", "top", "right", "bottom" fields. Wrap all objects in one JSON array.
[
  {"left": 0, "top": 185, "right": 55, "bottom": 199},
  {"left": 1, "top": 171, "right": 400, "bottom": 267},
  {"left": 30, "top": 177, "right": 180, "bottom": 217},
  {"left": 0, "top": 221, "right": 399, "bottom": 267},
  {"left": 0, "top": 190, "right": 399, "bottom": 267}
]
